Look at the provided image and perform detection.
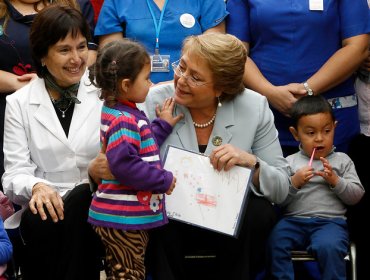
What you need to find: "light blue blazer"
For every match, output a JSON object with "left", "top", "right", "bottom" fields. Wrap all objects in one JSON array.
[{"left": 143, "top": 84, "right": 290, "bottom": 204}]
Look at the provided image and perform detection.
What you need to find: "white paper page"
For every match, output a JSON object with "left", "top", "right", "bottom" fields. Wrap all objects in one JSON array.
[{"left": 163, "top": 146, "right": 252, "bottom": 236}]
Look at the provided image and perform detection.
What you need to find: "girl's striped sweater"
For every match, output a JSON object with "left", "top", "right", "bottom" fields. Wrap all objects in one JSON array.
[{"left": 88, "top": 102, "right": 173, "bottom": 230}]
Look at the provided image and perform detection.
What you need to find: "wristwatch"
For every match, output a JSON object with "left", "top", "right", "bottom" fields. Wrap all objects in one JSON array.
[
  {"left": 303, "top": 82, "right": 314, "bottom": 96},
  {"left": 251, "top": 157, "right": 260, "bottom": 170}
]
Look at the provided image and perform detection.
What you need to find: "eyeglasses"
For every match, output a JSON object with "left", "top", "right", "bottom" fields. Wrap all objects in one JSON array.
[{"left": 171, "top": 60, "right": 211, "bottom": 87}]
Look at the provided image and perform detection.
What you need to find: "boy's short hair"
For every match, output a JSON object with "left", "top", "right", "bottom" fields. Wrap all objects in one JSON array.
[{"left": 290, "top": 95, "right": 335, "bottom": 128}]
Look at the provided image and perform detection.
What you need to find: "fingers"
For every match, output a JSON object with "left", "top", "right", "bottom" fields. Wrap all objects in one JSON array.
[
  {"left": 315, "top": 170, "right": 329, "bottom": 179},
  {"left": 52, "top": 195, "right": 64, "bottom": 221},
  {"left": 155, "top": 104, "right": 160, "bottom": 117},
  {"left": 29, "top": 184, "right": 64, "bottom": 222},
  {"left": 34, "top": 198, "right": 48, "bottom": 221},
  {"left": 94, "top": 152, "right": 115, "bottom": 180},
  {"left": 320, "top": 157, "right": 332, "bottom": 176},
  {"left": 44, "top": 200, "right": 58, "bottom": 222},
  {"left": 210, "top": 146, "right": 236, "bottom": 171},
  {"left": 303, "top": 173, "right": 314, "bottom": 182},
  {"left": 166, "top": 177, "right": 176, "bottom": 195},
  {"left": 100, "top": 138, "right": 107, "bottom": 153},
  {"left": 17, "top": 73, "right": 36, "bottom": 82},
  {"left": 157, "top": 98, "right": 184, "bottom": 126},
  {"left": 156, "top": 97, "right": 174, "bottom": 114},
  {"left": 173, "top": 113, "right": 184, "bottom": 123},
  {"left": 29, "top": 198, "right": 38, "bottom": 215},
  {"left": 161, "top": 97, "right": 174, "bottom": 111},
  {"left": 166, "top": 185, "right": 175, "bottom": 195}
]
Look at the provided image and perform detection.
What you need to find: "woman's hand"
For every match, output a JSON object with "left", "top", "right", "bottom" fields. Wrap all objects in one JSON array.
[
  {"left": 291, "top": 166, "right": 315, "bottom": 189},
  {"left": 0, "top": 71, "right": 37, "bottom": 93},
  {"left": 29, "top": 183, "right": 64, "bottom": 223},
  {"left": 209, "top": 144, "right": 256, "bottom": 172},
  {"left": 265, "top": 84, "right": 306, "bottom": 116},
  {"left": 155, "top": 97, "right": 183, "bottom": 127},
  {"left": 16, "top": 73, "right": 38, "bottom": 83},
  {"left": 88, "top": 151, "right": 115, "bottom": 184},
  {"left": 209, "top": 144, "right": 260, "bottom": 187}
]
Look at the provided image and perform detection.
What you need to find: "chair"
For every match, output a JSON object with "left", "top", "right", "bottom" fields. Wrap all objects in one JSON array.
[{"left": 291, "top": 242, "right": 357, "bottom": 280}]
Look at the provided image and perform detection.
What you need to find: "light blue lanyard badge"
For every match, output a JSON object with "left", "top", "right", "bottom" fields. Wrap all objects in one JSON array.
[{"left": 147, "top": 0, "right": 171, "bottom": 73}]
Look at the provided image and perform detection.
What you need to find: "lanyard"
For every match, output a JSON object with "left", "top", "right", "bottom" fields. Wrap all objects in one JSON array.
[{"left": 146, "top": 0, "right": 169, "bottom": 53}]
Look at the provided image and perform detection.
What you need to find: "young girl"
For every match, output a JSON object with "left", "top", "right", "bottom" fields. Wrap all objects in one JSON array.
[{"left": 87, "top": 39, "right": 182, "bottom": 280}]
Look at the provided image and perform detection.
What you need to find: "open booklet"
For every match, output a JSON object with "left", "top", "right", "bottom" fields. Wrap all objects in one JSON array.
[{"left": 163, "top": 145, "right": 253, "bottom": 237}]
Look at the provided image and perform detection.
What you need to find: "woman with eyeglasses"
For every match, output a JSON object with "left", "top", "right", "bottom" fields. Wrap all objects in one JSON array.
[{"left": 90, "top": 33, "right": 290, "bottom": 280}]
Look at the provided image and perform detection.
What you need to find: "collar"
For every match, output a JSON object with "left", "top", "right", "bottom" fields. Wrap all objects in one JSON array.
[{"left": 118, "top": 100, "right": 137, "bottom": 109}]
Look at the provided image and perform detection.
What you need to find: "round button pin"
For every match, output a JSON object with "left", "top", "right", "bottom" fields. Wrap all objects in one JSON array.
[
  {"left": 212, "top": 136, "right": 223, "bottom": 146},
  {"left": 179, "top": 13, "right": 195, "bottom": 28}
]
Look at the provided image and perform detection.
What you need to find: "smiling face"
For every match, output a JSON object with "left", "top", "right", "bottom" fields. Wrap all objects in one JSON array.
[
  {"left": 42, "top": 31, "right": 88, "bottom": 87},
  {"left": 289, "top": 112, "right": 337, "bottom": 159},
  {"left": 173, "top": 52, "right": 221, "bottom": 110}
]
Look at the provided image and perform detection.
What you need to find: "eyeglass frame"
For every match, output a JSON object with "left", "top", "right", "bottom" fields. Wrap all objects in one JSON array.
[{"left": 171, "top": 60, "right": 211, "bottom": 87}]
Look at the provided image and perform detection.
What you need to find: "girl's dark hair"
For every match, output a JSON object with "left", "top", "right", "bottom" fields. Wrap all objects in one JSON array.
[
  {"left": 290, "top": 95, "right": 335, "bottom": 128},
  {"left": 30, "top": 4, "right": 91, "bottom": 78},
  {"left": 88, "top": 39, "right": 150, "bottom": 107}
]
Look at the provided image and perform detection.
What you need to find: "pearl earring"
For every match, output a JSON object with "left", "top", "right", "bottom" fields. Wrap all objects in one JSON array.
[
  {"left": 218, "top": 97, "right": 222, "bottom": 107},
  {"left": 41, "top": 61, "right": 45, "bottom": 67}
]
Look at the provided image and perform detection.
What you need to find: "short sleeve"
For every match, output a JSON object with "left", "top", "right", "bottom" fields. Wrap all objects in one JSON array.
[
  {"left": 94, "top": 0, "right": 123, "bottom": 36},
  {"left": 339, "top": 0, "right": 369, "bottom": 39},
  {"left": 199, "top": 0, "right": 229, "bottom": 31}
]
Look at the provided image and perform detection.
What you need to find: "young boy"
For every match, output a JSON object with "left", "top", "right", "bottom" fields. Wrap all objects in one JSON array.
[{"left": 266, "top": 95, "right": 365, "bottom": 280}]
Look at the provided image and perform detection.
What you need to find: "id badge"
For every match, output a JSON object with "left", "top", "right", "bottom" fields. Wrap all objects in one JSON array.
[
  {"left": 150, "top": 54, "right": 170, "bottom": 72},
  {"left": 309, "top": 0, "right": 323, "bottom": 11}
]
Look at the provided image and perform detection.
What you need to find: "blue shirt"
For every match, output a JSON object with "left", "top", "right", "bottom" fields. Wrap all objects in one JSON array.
[
  {"left": 0, "top": 218, "right": 12, "bottom": 266},
  {"left": 226, "top": 0, "right": 370, "bottom": 148},
  {"left": 95, "top": 0, "right": 228, "bottom": 83}
]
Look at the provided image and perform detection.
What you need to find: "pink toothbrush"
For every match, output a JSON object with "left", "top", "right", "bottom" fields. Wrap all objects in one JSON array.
[{"left": 308, "top": 147, "right": 316, "bottom": 167}]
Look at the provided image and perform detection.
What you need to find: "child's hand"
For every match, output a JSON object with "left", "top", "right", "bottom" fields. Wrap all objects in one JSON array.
[
  {"left": 315, "top": 157, "right": 339, "bottom": 187},
  {"left": 291, "top": 166, "right": 314, "bottom": 189},
  {"left": 166, "top": 176, "right": 176, "bottom": 195},
  {"left": 156, "top": 97, "right": 183, "bottom": 127}
]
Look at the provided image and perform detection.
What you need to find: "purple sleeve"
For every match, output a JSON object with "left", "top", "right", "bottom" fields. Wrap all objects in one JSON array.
[
  {"left": 150, "top": 118, "right": 173, "bottom": 147},
  {"left": 106, "top": 116, "right": 173, "bottom": 193}
]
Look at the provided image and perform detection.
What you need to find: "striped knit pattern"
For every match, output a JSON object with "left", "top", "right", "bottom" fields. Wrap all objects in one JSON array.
[{"left": 88, "top": 103, "right": 172, "bottom": 230}]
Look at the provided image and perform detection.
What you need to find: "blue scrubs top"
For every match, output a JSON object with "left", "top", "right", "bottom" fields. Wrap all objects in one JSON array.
[
  {"left": 226, "top": 0, "right": 370, "bottom": 149},
  {"left": 95, "top": 0, "right": 228, "bottom": 83}
]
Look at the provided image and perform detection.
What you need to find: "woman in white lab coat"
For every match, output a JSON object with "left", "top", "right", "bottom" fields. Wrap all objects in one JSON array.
[{"left": 2, "top": 5, "right": 103, "bottom": 280}]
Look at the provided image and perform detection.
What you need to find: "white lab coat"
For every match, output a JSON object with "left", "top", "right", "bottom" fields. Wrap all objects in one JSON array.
[{"left": 2, "top": 72, "right": 102, "bottom": 227}]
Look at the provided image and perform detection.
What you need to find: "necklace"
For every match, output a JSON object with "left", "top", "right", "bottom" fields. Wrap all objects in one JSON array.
[
  {"left": 193, "top": 113, "right": 216, "bottom": 128},
  {"left": 55, "top": 100, "right": 73, "bottom": 118},
  {"left": 48, "top": 90, "right": 73, "bottom": 118}
]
